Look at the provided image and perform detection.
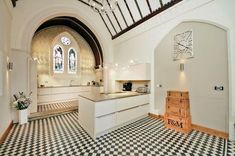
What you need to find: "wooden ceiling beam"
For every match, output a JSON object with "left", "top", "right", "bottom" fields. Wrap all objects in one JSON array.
[
  {"left": 78, "top": 0, "right": 183, "bottom": 40},
  {"left": 99, "top": 14, "right": 113, "bottom": 37},
  {"left": 117, "top": 3, "right": 129, "bottom": 27},
  {"left": 123, "top": 0, "right": 135, "bottom": 23},
  {"left": 11, "top": 0, "right": 17, "bottom": 7},
  {"left": 106, "top": 14, "right": 117, "bottom": 34},
  {"left": 106, "top": 0, "right": 123, "bottom": 31},
  {"left": 146, "top": 0, "right": 152, "bottom": 13},
  {"left": 78, "top": 0, "right": 117, "bottom": 35},
  {"left": 112, "top": 0, "right": 183, "bottom": 39},
  {"left": 134, "top": 0, "right": 143, "bottom": 18},
  {"left": 159, "top": 0, "right": 163, "bottom": 7}
]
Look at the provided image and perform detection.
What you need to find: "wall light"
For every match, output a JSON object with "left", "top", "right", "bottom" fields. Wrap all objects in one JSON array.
[
  {"left": 7, "top": 62, "right": 13, "bottom": 71},
  {"left": 180, "top": 63, "right": 184, "bottom": 72}
]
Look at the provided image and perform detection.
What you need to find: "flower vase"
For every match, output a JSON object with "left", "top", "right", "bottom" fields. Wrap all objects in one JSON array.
[{"left": 19, "top": 109, "right": 28, "bottom": 124}]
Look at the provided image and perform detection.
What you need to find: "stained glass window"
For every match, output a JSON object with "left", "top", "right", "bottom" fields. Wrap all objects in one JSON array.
[
  {"left": 53, "top": 45, "right": 64, "bottom": 73},
  {"left": 68, "top": 48, "right": 77, "bottom": 74}
]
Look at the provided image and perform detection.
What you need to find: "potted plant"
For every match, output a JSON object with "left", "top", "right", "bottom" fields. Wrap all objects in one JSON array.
[{"left": 12, "top": 92, "right": 32, "bottom": 124}]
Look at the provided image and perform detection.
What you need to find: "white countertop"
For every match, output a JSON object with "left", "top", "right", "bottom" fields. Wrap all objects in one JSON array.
[
  {"left": 78, "top": 92, "right": 149, "bottom": 102},
  {"left": 38, "top": 85, "right": 101, "bottom": 88}
]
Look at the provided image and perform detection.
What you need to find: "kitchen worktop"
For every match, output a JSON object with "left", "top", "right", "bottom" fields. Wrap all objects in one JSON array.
[
  {"left": 78, "top": 91, "right": 149, "bottom": 102},
  {"left": 38, "top": 85, "right": 102, "bottom": 88}
]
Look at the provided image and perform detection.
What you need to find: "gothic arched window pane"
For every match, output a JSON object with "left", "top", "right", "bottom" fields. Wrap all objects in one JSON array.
[
  {"left": 68, "top": 48, "right": 77, "bottom": 74},
  {"left": 53, "top": 45, "right": 64, "bottom": 73}
]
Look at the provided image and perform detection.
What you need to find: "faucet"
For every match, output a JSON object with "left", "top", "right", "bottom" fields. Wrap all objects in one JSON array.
[{"left": 69, "top": 80, "right": 74, "bottom": 86}]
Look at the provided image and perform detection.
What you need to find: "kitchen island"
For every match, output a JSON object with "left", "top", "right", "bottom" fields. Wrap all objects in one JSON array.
[{"left": 78, "top": 92, "right": 150, "bottom": 139}]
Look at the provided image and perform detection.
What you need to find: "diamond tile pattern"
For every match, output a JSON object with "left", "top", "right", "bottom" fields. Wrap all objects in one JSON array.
[
  {"left": 37, "top": 100, "right": 78, "bottom": 112},
  {"left": 0, "top": 112, "right": 233, "bottom": 156},
  {"left": 227, "top": 140, "right": 235, "bottom": 156}
]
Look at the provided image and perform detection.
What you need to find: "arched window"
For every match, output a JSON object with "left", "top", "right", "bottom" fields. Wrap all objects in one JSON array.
[
  {"left": 68, "top": 48, "right": 77, "bottom": 74},
  {"left": 53, "top": 45, "right": 64, "bottom": 73}
]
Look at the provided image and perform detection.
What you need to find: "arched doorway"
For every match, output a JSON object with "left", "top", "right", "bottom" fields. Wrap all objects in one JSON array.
[{"left": 29, "top": 17, "right": 104, "bottom": 115}]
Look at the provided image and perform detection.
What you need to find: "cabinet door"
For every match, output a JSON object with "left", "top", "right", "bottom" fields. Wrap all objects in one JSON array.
[
  {"left": 138, "top": 104, "right": 150, "bottom": 117},
  {"left": 38, "top": 88, "right": 52, "bottom": 95},
  {"left": 95, "top": 113, "right": 116, "bottom": 133},
  {"left": 116, "top": 107, "right": 139, "bottom": 125},
  {"left": 116, "top": 95, "right": 149, "bottom": 111},
  {"left": 37, "top": 95, "right": 51, "bottom": 104},
  {"left": 116, "top": 63, "right": 150, "bottom": 80},
  {"left": 95, "top": 100, "right": 116, "bottom": 117}
]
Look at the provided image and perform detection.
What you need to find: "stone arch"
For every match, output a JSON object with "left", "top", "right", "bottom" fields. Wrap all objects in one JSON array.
[{"left": 12, "top": 5, "right": 107, "bottom": 67}]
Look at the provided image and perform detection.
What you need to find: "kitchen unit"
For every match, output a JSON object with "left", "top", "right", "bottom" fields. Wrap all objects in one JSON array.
[
  {"left": 115, "top": 63, "right": 150, "bottom": 81},
  {"left": 38, "top": 86, "right": 100, "bottom": 104},
  {"left": 78, "top": 92, "right": 150, "bottom": 139},
  {"left": 114, "top": 63, "right": 151, "bottom": 92}
]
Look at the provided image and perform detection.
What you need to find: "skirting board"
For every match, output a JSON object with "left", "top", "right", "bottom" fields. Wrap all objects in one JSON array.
[
  {"left": 0, "top": 121, "right": 13, "bottom": 144},
  {"left": 148, "top": 113, "right": 228, "bottom": 139}
]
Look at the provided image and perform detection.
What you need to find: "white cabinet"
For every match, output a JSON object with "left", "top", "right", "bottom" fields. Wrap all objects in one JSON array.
[
  {"left": 116, "top": 94, "right": 149, "bottom": 111},
  {"left": 138, "top": 104, "right": 150, "bottom": 116},
  {"left": 116, "top": 107, "right": 139, "bottom": 125},
  {"left": 38, "top": 86, "right": 93, "bottom": 104},
  {"left": 95, "top": 113, "right": 116, "bottom": 133},
  {"left": 116, "top": 63, "right": 150, "bottom": 80},
  {"left": 95, "top": 100, "right": 116, "bottom": 117},
  {"left": 78, "top": 94, "right": 150, "bottom": 139},
  {"left": 116, "top": 103, "right": 150, "bottom": 126}
]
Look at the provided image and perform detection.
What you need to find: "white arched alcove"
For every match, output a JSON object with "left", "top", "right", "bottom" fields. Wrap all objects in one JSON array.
[{"left": 153, "top": 20, "right": 233, "bottom": 139}]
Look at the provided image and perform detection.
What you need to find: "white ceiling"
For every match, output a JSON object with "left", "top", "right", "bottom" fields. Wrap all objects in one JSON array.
[{"left": 78, "top": 0, "right": 183, "bottom": 39}]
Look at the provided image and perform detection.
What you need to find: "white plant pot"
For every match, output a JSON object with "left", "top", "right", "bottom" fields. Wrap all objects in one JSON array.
[{"left": 19, "top": 109, "right": 28, "bottom": 125}]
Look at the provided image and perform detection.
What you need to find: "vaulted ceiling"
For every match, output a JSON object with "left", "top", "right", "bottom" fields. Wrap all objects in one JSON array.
[
  {"left": 78, "top": 0, "right": 183, "bottom": 39},
  {"left": 11, "top": 0, "right": 183, "bottom": 39}
]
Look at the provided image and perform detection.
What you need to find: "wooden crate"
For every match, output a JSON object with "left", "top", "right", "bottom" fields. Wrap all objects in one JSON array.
[
  {"left": 166, "top": 97, "right": 189, "bottom": 108},
  {"left": 165, "top": 103, "right": 190, "bottom": 117},
  {"left": 167, "top": 91, "right": 189, "bottom": 98},
  {"left": 164, "top": 115, "right": 192, "bottom": 133}
]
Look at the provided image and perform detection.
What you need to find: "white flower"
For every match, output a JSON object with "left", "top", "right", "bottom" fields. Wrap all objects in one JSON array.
[{"left": 12, "top": 92, "right": 32, "bottom": 110}]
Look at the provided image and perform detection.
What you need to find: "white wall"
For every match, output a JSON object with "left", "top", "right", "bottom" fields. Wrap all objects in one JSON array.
[
  {"left": 0, "top": 0, "right": 13, "bottom": 138},
  {"left": 113, "top": 0, "right": 235, "bottom": 140},
  {"left": 11, "top": 49, "right": 29, "bottom": 94},
  {"left": 156, "top": 21, "right": 228, "bottom": 132}
]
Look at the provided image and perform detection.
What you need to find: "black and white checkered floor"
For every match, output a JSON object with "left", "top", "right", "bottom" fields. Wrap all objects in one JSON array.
[
  {"left": 37, "top": 100, "right": 78, "bottom": 112},
  {"left": 0, "top": 112, "right": 234, "bottom": 156}
]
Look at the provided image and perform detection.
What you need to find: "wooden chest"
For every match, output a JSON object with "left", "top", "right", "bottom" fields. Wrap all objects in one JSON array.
[
  {"left": 164, "top": 114, "right": 191, "bottom": 133},
  {"left": 164, "top": 90, "right": 191, "bottom": 133},
  {"left": 166, "top": 97, "right": 189, "bottom": 107},
  {"left": 167, "top": 91, "right": 189, "bottom": 98},
  {"left": 165, "top": 103, "right": 190, "bottom": 117}
]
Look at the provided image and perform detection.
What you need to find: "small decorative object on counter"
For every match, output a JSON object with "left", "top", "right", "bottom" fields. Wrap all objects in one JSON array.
[
  {"left": 164, "top": 90, "right": 192, "bottom": 133},
  {"left": 12, "top": 92, "right": 32, "bottom": 125}
]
